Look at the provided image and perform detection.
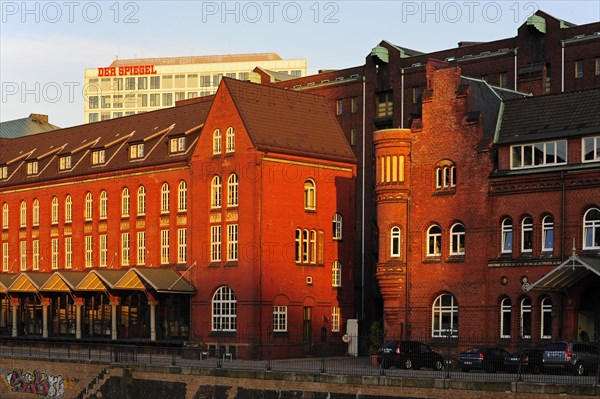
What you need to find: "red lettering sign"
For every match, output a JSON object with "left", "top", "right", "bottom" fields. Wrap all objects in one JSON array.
[{"left": 98, "top": 65, "right": 157, "bottom": 77}]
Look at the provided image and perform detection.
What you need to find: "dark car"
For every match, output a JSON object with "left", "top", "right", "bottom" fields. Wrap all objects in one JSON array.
[
  {"left": 503, "top": 348, "right": 544, "bottom": 374},
  {"left": 543, "top": 341, "right": 600, "bottom": 376},
  {"left": 377, "top": 340, "right": 444, "bottom": 370},
  {"left": 458, "top": 347, "right": 511, "bottom": 373}
]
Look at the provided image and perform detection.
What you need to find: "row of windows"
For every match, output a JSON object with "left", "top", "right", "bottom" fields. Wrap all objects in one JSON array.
[
  {"left": 335, "top": 97, "right": 359, "bottom": 116},
  {"left": 389, "top": 223, "right": 465, "bottom": 258},
  {"left": 431, "top": 293, "right": 554, "bottom": 339},
  {"left": 3, "top": 228, "right": 187, "bottom": 271},
  {"left": 510, "top": 136, "right": 599, "bottom": 170},
  {"left": 210, "top": 174, "right": 239, "bottom": 208},
  {"left": 574, "top": 58, "right": 600, "bottom": 79},
  {"left": 209, "top": 224, "right": 239, "bottom": 262},
  {"left": 213, "top": 286, "right": 340, "bottom": 333},
  {"left": 2, "top": 182, "right": 188, "bottom": 229},
  {"left": 212, "top": 128, "right": 236, "bottom": 155}
]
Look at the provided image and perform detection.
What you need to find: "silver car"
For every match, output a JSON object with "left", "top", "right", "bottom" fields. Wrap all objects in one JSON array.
[{"left": 542, "top": 341, "right": 600, "bottom": 376}]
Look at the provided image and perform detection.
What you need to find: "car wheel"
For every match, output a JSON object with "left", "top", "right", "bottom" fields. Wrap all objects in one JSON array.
[
  {"left": 433, "top": 360, "right": 443, "bottom": 371},
  {"left": 574, "top": 362, "right": 586, "bottom": 376},
  {"left": 404, "top": 358, "right": 413, "bottom": 370}
]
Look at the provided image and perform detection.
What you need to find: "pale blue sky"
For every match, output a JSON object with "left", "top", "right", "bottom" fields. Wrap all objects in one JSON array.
[{"left": 1, "top": 0, "right": 599, "bottom": 128}]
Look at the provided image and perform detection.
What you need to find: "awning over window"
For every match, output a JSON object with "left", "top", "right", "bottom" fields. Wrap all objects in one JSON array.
[
  {"left": 527, "top": 255, "right": 600, "bottom": 292},
  {"left": 77, "top": 270, "right": 127, "bottom": 291},
  {"left": 40, "top": 272, "right": 87, "bottom": 292},
  {"left": 0, "top": 275, "right": 17, "bottom": 294},
  {"left": 9, "top": 273, "right": 52, "bottom": 292}
]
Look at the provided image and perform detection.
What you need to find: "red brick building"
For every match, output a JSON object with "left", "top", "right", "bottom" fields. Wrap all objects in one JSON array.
[
  {"left": 0, "top": 78, "right": 356, "bottom": 359},
  {"left": 374, "top": 59, "right": 600, "bottom": 350}
]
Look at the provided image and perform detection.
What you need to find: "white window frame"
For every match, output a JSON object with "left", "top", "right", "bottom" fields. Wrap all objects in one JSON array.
[
  {"left": 99, "top": 191, "right": 108, "bottom": 220},
  {"left": 426, "top": 225, "right": 442, "bottom": 257},
  {"left": 59, "top": 155, "right": 72, "bottom": 170},
  {"left": 161, "top": 183, "right": 170, "bottom": 214},
  {"left": 65, "top": 195, "right": 72, "bottom": 223},
  {"left": 273, "top": 306, "right": 287, "bottom": 332},
  {"left": 121, "top": 188, "right": 130, "bottom": 217},
  {"left": 178, "top": 181, "right": 187, "bottom": 212},
  {"left": 304, "top": 179, "right": 316, "bottom": 211},
  {"left": 211, "top": 176, "right": 222, "bottom": 208},
  {"left": 542, "top": 215, "right": 554, "bottom": 252},
  {"left": 20, "top": 241, "right": 27, "bottom": 271},
  {"left": 521, "top": 217, "right": 533, "bottom": 253},
  {"left": 390, "top": 226, "right": 401, "bottom": 257},
  {"left": 161, "top": 229, "right": 170, "bottom": 264},
  {"left": 92, "top": 149, "right": 105, "bottom": 165},
  {"left": 85, "top": 236, "right": 93, "bottom": 267},
  {"left": 129, "top": 143, "right": 145, "bottom": 159},
  {"left": 20, "top": 201, "right": 26, "bottom": 228},
  {"left": 431, "top": 293, "right": 458, "bottom": 338},
  {"left": 212, "top": 286, "right": 237, "bottom": 332},
  {"left": 51, "top": 196, "right": 59, "bottom": 224},
  {"left": 227, "top": 174, "right": 238, "bottom": 207},
  {"left": 137, "top": 231, "right": 146, "bottom": 265},
  {"left": 332, "top": 261, "right": 341, "bottom": 287},
  {"left": 32, "top": 199, "right": 39, "bottom": 226},
  {"left": 1, "top": 203, "right": 7, "bottom": 229},
  {"left": 85, "top": 192, "right": 93, "bottom": 221},
  {"left": 520, "top": 297, "right": 532, "bottom": 339},
  {"left": 450, "top": 223, "right": 465, "bottom": 256},
  {"left": 227, "top": 224, "right": 238, "bottom": 261},
  {"left": 510, "top": 140, "right": 567, "bottom": 169},
  {"left": 332, "top": 213, "right": 342, "bottom": 240},
  {"left": 2, "top": 242, "right": 9, "bottom": 271},
  {"left": 121, "top": 232, "right": 130, "bottom": 266},
  {"left": 500, "top": 297, "right": 511, "bottom": 339},
  {"left": 583, "top": 208, "right": 600, "bottom": 250},
  {"left": 331, "top": 307, "right": 340, "bottom": 332},
  {"left": 213, "top": 129, "right": 222, "bottom": 155},
  {"left": 99, "top": 235, "right": 107, "bottom": 267},
  {"left": 65, "top": 237, "right": 72, "bottom": 269},
  {"left": 27, "top": 161, "right": 38, "bottom": 175},
  {"left": 211, "top": 225, "right": 221, "bottom": 262},
  {"left": 170, "top": 136, "right": 186, "bottom": 153},
  {"left": 32, "top": 240, "right": 39, "bottom": 270},
  {"left": 540, "top": 297, "right": 552, "bottom": 339},
  {"left": 137, "top": 186, "right": 146, "bottom": 216},
  {"left": 51, "top": 238, "right": 59, "bottom": 270},
  {"left": 501, "top": 218, "right": 513, "bottom": 254},
  {"left": 582, "top": 136, "right": 600, "bottom": 163},
  {"left": 178, "top": 228, "right": 187, "bottom": 264},
  {"left": 226, "top": 127, "right": 235, "bottom": 153}
]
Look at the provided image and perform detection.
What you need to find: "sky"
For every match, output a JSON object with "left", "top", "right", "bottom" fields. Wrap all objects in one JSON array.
[{"left": 1, "top": 0, "right": 599, "bottom": 128}]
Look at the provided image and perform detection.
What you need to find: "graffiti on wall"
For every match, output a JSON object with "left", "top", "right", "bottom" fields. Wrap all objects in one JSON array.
[{"left": 4, "top": 369, "right": 65, "bottom": 398}]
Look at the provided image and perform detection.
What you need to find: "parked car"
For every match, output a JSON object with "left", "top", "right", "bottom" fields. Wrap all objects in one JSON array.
[
  {"left": 543, "top": 341, "right": 600, "bottom": 376},
  {"left": 377, "top": 340, "right": 444, "bottom": 370},
  {"left": 458, "top": 347, "right": 511, "bottom": 373},
  {"left": 503, "top": 348, "right": 544, "bottom": 374}
]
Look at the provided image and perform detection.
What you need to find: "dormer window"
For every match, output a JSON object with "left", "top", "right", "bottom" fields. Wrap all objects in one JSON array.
[
  {"left": 169, "top": 136, "right": 186, "bottom": 153},
  {"left": 26, "top": 161, "right": 38, "bottom": 175},
  {"left": 0, "top": 165, "right": 7, "bottom": 180},
  {"left": 59, "top": 155, "right": 72, "bottom": 170},
  {"left": 92, "top": 149, "right": 106, "bottom": 165},
  {"left": 130, "top": 143, "right": 144, "bottom": 159}
]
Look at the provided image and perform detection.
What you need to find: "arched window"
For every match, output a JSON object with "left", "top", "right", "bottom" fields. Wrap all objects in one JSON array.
[
  {"left": 178, "top": 181, "right": 187, "bottom": 212},
  {"left": 332, "top": 261, "right": 341, "bottom": 287},
  {"left": 432, "top": 293, "right": 458, "bottom": 337},
  {"left": 51, "top": 196, "right": 59, "bottom": 224},
  {"left": 500, "top": 297, "right": 511, "bottom": 338},
  {"left": 161, "top": 183, "right": 170, "bottom": 213},
  {"left": 99, "top": 191, "right": 107, "bottom": 220},
  {"left": 521, "top": 216, "right": 533, "bottom": 253},
  {"left": 85, "top": 192, "right": 93, "bottom": 221},
  {"left": 390, "top": 226, "right": 401, "bottom": 257},
  {"left": 309, "top": 230, "right": 317, "bottom": 264},
  {"left": 226, "top": 127, "right": 235, "bottom": 153},
  {"left": 435, "top": 161, "right": 457, "bottom": 190},
  {"left": 212, "top": 286, "right": 236, "bottom": 332},
  {"left": 212, "top": 129, "right": 221, "bottom": 154},
  {"left": 227, "top": 174, "right": 238, "bottom": 207},
  {"left": 520, "top": 297, "right": 532, "bottom": 339},
  {"left": 427, "top": 225, "right": 442, "bottom": 256},
  {"left": 295, "top": 229, "right": 301, "bottom": 263},
  {"left": 1, "top": 203, "right": 7, "bottom": 229},
  {"left": 332, "top": 213, "right": 342, "bottom": 240},
  {"left": 211, "top": 176, "right": 222, "bottom": 208},
  {"left": 65, "top": 195, "right": 72, "bottom": 223},
  {"left": 121, "top": 188, "right": 130, "bottom": 217},
  {"left": 501, "top": 217, "right": 513, "bottom": 254},
  {"left": 304, "top": 179, "right": 316, "bottom": 210},
  {"left": 450, "top": 223, "right": 465, "bottom": 255},
  {"left": 540, "top": 297, "right": 552, "bottom": 339},
  {"left": 583, "top": 208, "right": 600, "bottom": 250},
  {"left": 542, "top": 215, "right": 554, "bottom": 252},
  {"left": 20, "top": 201, "right": 26, "bottom": 228},
  {"left": 32, "top": 199, "right": 39, "bottom": 226},
  {"left": 137, "top": 186, "right": 146, "bottom": 216}
]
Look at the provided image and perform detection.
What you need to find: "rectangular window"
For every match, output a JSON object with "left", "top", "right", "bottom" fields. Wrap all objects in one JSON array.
[
  {"left": 162, "top": 75, "right": 173, "bottom": 89},
  {"left": 85, "top": 236, "right": 93, "bottom": 267},
  {"left": 350, "top": 129, "right": 357, "bottom": 146},
  {"left": 125, "top": 77, "right": 135, "bottom": 90},
  {"left": 510, "top": 140, "right": 567, "bottom": 169},
  {"left": 170, "top": 137, "right": 186, "bottom": 153},
  {"left": 138, "top": 94, "right": 148, "bottom": 107},
  {"left": 130, "top": 143, "right": 144, "bottom": 159},
  {"left": 412, "top": 87, "right": 421, "bottom": 104},
  {"left": 331, "top": 307, "right": 340, "bottom": 332},
  {"left": 89, "top": 96, "right": 99, "bottom": 109},
  {"left": 51, "top": 238, "right": 59, "bottom": 269},
  {"left": 351, "top": 97, "right": 358, "bottom": 113},
  {"left": 99, "top": 235, "right": 107, "bottom": 267},
  {"left": 175, "top": 92, "right": 186, "bottom": 102},
  {"left": 187, "top": 74, "right": 198, "bottom": 87},
  {"left": 113, "top": 95, "right": 123, "bottom": 108},
  {"left": 32, "top": 240, "right": 39, "bottom": 270},
  {"left": 27, "top": 161, "right": 38, "bottom": 175},
  {"left": 149, "top": 93, "right": 160, "bottom": 107},
  {"left": 178, "top": 228, "right": 187, "bottom": 264},
  {"left": 137, "top": 231, "right": 146, "bottom": 265},
  {"left": 113, "top": 77, "right": 123, "bottom": 91},
  {"left": 582, "top": 136, "right": 600, "bottom": 162},
  {"left": 88, "top": 113, "right": 99, "bottom": 123},
  {"left": 332, "top": 261, "right": 341, "bottom": 287},
  {"left": 65, "top": 237, "right": 72, "bottom": 269},
  {"left": 211, "top": 225, "right": 221, "bottom": 262},
  {"left": 2, "top": 242, "right": 8, "bottom": 272},
  {"left": 1, "top": 165, "right": 9, "bottom": 180},
  {"left": 227, "top": 224, "right": 238, "bottom": 261},
  {"left": 162, "top": 92, "right": 173, "bottom": 107},
  {"left": 138, "top": 76, "right": 148, "bottom": 90},
  {"left": 336, "top": 99, "right": 343, "bottom": 115},
  {"left": 20, "top": 241, "right": 27, "bottom": 271},
  {"left": 92, "top": 150, "right": 105, "bottom": 165},
  {"left": 273, "top": 306, "right": 287, "bottom": 332},
  {"left": 200, "top": 75, "right": 211, "bottom": 87},
  {"left": 59, "top": 155, "right": 72, "bottom": 170},
  {"left": 575, "top": 60, "right": 583, "bottom": 78},
  {"left": 377, "top": 92, "right": 393, "bottom": 117},
  {"left": 150, "top": 76, "right": 160, "bottom": 89},
  {"left": 213, "top": 73, "right": 223, "bottom": 86},
  {"left": 161, "top": 229, "right": 170, "bottom": 264},
  {"left": 121, "top": 232, "right": 130, "bottom": 266},
  {"left": 101, "top": 95, "right": 111, "bottom": 109},
  {"left": 174, "top": 74, "right": 185, "bottom": 88},
  {"left": 499, "top": 72, "right": 508, "bottom": 88}
]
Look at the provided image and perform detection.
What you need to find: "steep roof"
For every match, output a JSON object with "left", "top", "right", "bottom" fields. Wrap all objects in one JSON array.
[
  {"left": 0, "top": 98, "right": 212, "bottom": 188},
  {"left": 223, "top": 78, "right": 356, "bottom": 163},
  {"left": 497, "top": 88, "right": 600, "bottom": 144},
  {"left": 0, "top": 114, "right": 59, "bottom": 139}
]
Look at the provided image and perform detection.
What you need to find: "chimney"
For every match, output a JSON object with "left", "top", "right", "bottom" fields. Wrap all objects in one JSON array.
[{"left": 29, "top": 114, "right": 49, "bottom": 124}]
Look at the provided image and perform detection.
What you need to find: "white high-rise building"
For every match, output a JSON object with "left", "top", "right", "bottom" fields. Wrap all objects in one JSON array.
[{"left": 83, "top": 53, "right": 307, "bottom": 123}]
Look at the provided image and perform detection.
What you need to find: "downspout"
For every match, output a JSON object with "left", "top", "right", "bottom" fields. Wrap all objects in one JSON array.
[
  {"left": 405, "top": 151, "right": 410, "bottom": 339},
  {"left": 560, "top": 171, "right": 566, "bottom": 261},
  {"left": 400, "top": 68, "right": 405, "bottom": 128},
  {"left": 361, "top": 75, "right": 366, "bottom": 320},
  {"left": 514, "top": 48, "right": 518, "bottom": 91},
  {"left": 259, "top": 153, "right": 264, "bottom": 357},
  {"left": 561, "top": 42, "right": 565, "bottom": 92}
]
